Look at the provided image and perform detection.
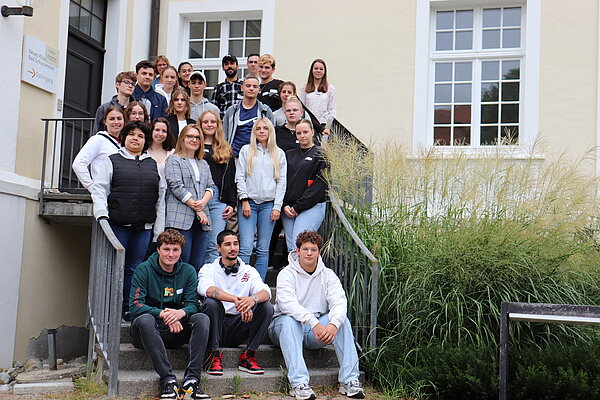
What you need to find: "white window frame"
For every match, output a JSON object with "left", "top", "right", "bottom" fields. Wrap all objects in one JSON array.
[
  {"left": 413, "top": 0, "right": 541, "bottom": 155},
  {"left": 166, "top": 0, "right": 274, "bottom": 84}
]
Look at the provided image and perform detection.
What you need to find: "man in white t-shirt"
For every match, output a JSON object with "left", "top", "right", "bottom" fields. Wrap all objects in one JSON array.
[{"left": 198, "top": 230, "right": 273, "bottom": 375}]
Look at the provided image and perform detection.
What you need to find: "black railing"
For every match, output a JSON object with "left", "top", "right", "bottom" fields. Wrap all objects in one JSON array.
[{"left": 39, "top": 118, "right": 95, "bottom": 212}]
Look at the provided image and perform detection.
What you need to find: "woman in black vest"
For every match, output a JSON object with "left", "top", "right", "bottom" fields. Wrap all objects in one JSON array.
[{"left": 91, "top": 121, "right": 165, "bottom": 320}]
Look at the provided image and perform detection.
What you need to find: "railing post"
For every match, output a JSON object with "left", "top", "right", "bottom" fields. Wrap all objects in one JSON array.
[{"left": 499, "top": 301, "right": 509, "bottom": 400}]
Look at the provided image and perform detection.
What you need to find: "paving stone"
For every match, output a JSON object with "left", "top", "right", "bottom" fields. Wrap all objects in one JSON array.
[{"left": 12, "top": 379, "right": 75, "bottom": 394}]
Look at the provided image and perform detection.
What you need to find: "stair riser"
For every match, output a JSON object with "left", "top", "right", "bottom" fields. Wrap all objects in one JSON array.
[
  {"left": 117, "top": 370, "right": 340, "bottom": 397},
  {"left": 119, "top": 346, "right": 339, "bottom": 371}
]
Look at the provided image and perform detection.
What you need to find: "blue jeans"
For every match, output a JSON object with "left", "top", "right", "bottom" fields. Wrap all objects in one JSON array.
[
  {"left": 110, "top": 223, "right": 152, "bottom": 314},
  {"left": 268, "top": 314, "right": 360, "bottom": 387},
  {"left": 175, "top": 218, "right": 209, "bottom": 273},
  {"left": 238, "top": 200, "right": 275, "bottom": 281},
  {"left": 281, "top": 202, "right": 326, "bottom": 252},
  {"left": 205, "top": 186, "right": 229, "bottom": 264}
]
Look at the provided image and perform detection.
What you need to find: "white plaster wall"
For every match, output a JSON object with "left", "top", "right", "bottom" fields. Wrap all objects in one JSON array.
[
  {"left": 0, "top": 191, "right": 26, "bottom": 367},
  {"left": 130, "top": 0, "right": 152, "bottom": 67},
  {"left": 0, "top": 0, "right": 24, "bottom": 173},
  {"left": 102, "top": 0, "right": 128, "bottom": 103}
]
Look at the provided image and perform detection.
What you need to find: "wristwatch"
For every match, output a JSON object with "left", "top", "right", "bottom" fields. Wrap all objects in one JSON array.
[{"left": 251, "top": 295, "right": 259, "bottom": 305}]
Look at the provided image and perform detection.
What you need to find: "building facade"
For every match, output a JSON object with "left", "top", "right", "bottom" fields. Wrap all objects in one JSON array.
[{"left": 0, "top": 0, "right": 598, "bottom": 366}]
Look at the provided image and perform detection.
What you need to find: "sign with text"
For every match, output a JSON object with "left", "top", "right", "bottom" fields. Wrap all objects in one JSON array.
[{"left": 21, "top": 34, "right": 58, "bottom": 94}]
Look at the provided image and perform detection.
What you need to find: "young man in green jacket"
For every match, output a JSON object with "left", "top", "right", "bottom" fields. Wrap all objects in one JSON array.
[{"left": 129, "top": 229, "right": 210, "bottom": 400}]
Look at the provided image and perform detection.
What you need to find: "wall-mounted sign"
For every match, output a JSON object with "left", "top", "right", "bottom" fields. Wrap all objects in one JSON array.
[{"left": 21, "top": 34, "right": 58, "bottom": 94}]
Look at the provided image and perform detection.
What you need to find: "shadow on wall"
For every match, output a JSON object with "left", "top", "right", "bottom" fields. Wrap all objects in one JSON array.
[{"left": 26, "top": 326, "right": 88, "bottom": 362}]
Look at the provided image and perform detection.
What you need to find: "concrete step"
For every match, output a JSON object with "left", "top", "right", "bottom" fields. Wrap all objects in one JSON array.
[
  {"left": 118, "top": 343, "right": 339, "bottom": 371},
  {"left": 117, "top": 368, "right": 340, "bottom": 397}
]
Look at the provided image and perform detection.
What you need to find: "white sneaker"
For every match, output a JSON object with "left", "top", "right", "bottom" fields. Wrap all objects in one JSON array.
[
  {"left": 289, "top": 383, "right": 316, "bottom": 400},
  {"left": 339, "top": 380, "right": 365, "bottom": 398}
]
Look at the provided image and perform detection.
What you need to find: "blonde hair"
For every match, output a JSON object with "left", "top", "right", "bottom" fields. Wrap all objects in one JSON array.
[
  {"left": 246, "top": 118, "right": 280, "bottom": 179},
  {"left": 167, "top": 88, "right": 191, "bottom": 118},
  {"left": 258, "top": 54, "right": 276, "bottom": 68},
  {"left": 198, "top": 110, "right": 232, "bottom": 164},
  {"left": 173, "top": 125, "right": 204, "bottom": 159}
]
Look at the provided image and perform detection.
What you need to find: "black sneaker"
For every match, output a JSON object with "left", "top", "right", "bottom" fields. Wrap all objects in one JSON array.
[
  {"left": 160, "top": 379, "right": 179, "bottom": 400},
  {"left": 179, "top": 378, "right": 211, "bottom": 400}
]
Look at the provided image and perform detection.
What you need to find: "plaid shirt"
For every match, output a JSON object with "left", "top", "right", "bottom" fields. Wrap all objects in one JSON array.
[{"left": 211, "top": 79, "right": 243, "bottom": 118}]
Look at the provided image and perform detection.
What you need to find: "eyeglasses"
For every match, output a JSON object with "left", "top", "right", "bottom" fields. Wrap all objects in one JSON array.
[
  {"left": 120, "top": 81, "right": 135, "bottom": 87},
  {"left": 130, "top": 112, "right": 145, "bottom": 117},
  {"left": 185, "top": 135, "right": 201, "bottom": 141}
]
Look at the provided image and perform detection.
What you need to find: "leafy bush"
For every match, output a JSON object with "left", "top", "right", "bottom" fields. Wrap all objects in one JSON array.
[{"left": 325, "top": 139, "right": 600, "bottom": 399}]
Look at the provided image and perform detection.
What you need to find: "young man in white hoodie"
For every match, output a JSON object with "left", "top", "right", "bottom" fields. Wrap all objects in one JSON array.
[
  {"left": 268, "top": 231, "right": 365, "bottom": 400},
  {"left": 198, "top": 230, "right": 273, "bottom": 376}
]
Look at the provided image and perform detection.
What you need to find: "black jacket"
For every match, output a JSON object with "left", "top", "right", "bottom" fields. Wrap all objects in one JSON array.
[
  {"left": 284, "top": 145, "right": 328, "bottom": 214},
  {"left": 165, "top": 115, "right": 196, "bottom": 139},
  {"left": 203, "top": 145, "right": 237, "bottom": 208}
]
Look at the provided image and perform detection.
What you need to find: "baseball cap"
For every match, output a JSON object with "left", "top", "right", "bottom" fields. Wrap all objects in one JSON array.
[
  {"left": 222, "top": 54, "right": 238, "bottom": 65},
  {"left": 189, "top": 71, "right": 206, "bottom": 82}
]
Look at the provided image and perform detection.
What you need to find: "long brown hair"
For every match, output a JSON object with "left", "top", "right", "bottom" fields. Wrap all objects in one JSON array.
[
  {"left": 167, "top": 88, "right": 191, "bottom": 118},
  {"left": 305, "top": 59, "right": 329, "bottom": 93},
  {"left": 173, "top": 124, "right": 204, "bottom": 159},
  {"left": 198, "top": 110, "right": 232, "bottom": 164},
  {"left": 124, "top": 101, "right": 150, "bottom": 125},
  {"left": 149, "top": 117, "right": 176, "bottom": 151}
]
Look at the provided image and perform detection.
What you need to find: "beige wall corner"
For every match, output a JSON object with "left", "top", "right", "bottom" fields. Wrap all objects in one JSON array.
[
  {"left": 13, "top": 200, "right": 91, "bottom": 362},
  {"left": 538, "top": 0, "right": 598, "bottom": 168},
  {"left": 273, "top": 0, "right": 416, "bottom": 146}
]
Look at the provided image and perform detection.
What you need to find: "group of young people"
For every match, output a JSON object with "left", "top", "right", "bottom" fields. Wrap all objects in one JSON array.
[{"left": 72, "top": 53, "right": 362, "bottom": 400}]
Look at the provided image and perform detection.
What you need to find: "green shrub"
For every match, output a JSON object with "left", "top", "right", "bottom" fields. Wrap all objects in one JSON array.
[{"left": 325, "top": 139, "right": 600, "bottom": 399}]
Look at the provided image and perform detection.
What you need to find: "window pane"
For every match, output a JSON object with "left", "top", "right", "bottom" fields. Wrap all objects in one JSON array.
[
  {"left": 481, "top": 83, "right": 499, "bottom": 101},
  {"left": 436, "top": 32, "right": 453, "bottom": 51},
  {"left": 190, "top": 22, "right": 204, "bottom": 39},
  {"left": 501, "top": 126, "right": 519, "bottom": 143},
  {"left": 92, "top": 0, "right": 105, "bottom": 18},
  {"left": 454, "top": 105, "right": 471, "bottom": 124},
  {"left": 434, "top": 127, "right": 451, "bottom": 145},
  {"left": 230, "top": 20, "right": 244, "bottom": 37},
  {"left": 91, "top": 15, "right": 102, "bottom": 42},
  {"left": 455, "top": 31, "right": 473, "bottom": 50},
  {"left": 483, "top": 8, "right": 501, "bottom": 27},
  {"left": 435, "top": 84, "right": 452, "bottom": 103},
  {"left": 204, "top": 69, "right": 219, "bottom": 88},
  {"left": 454, "top": 62, "right": 472, "bottom": 81},
  {"left": 435, "top": 63, "right": 452, "bottom": 82},
  {"left": 502, "top": 61, "right": 520, "bottom": 79},
  {"left": 246, "top": 20, "right": 261, "bottom": 37},
  {"left": 502, "top": 28, "right": 520, "bottom": 48},
  {"left": 483, "top": 29, "right": 501, "bottom": 48},
  {"left": 481, "top": 104, "right": 498, "bottom": 123},
  {"left": 453, "top": 127, "right": 470, "bottom": 145},
  {"left": 501, "top": 82, "right": 519, "bottom": 101},
  {"left": 503, "top": 7, "right": 521, "bottom": 27},
  {"left": 482, "top": 61, "right": 499, "bottom": 80},
  {"left": 245, "top": 39, "right": 260, "bottom": 56},
  {"left": 81, "top": 0, "right": 91, "bottom": 10},
  {"left": 481, "top": 126, "right": 498, "bottom": 145},
  {"left": 501, "top": 104, "right": 519, "bottom": 123},
  {"left": 189, "top": 42, "right": 203, "bottom": 58},
  {"left": 456, "top": 10, "right": 473, "bottom": 29},
  {"left": 437, "top": 11, "right": 454, "bottom": 29},
  {"left": 205, "top": 41, "right": 220, "bottom": 58},
  {"left": 229, "top": 39, "right": 243, "bottom": 57},
  {"left": 206, "top": 21, "right": 221, "bottom": 38},
  {"left": 69, "top": 4, "right": 79, "bottom": 27},
  {"left": 79, "top": 8, "right": 91, "bottom": 35},
  {"left": 454, "top": 83, "right": 471, "bottom": 102},
  {"left": 434, "top": 105, "right": 451, "bottom": 124}
]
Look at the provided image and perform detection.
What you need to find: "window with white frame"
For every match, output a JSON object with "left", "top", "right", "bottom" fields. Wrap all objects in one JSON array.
[
  {"left": 431, "top": 6, "right": 523, "bottom": 146},
  {"left": 187, "top": 18, "right": 262, "bottom": 99}
]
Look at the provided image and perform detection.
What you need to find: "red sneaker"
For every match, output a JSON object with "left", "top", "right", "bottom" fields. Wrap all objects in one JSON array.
[
  {"left": 207, "top": 352, "right": 223, "bottom": 375},
  {"left": 238, "top": 350, "right": 264, "bottom": 374}
]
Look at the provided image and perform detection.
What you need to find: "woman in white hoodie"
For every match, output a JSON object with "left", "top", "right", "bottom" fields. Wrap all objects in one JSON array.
[{"left": 235, "top": 118, "right": 287, "bottom": 280}]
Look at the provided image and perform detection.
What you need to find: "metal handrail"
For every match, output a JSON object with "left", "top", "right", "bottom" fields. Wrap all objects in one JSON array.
[
  {"left": 86, "top": 218, "right": 124, "bottom": 396},
  {"left": 39, "top": 118, "right": 95, "bottom": 213},
  {"left": 320, "top": 191, "right": 379, "bottom": 351}
]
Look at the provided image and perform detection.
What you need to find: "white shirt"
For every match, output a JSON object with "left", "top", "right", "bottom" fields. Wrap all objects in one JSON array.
[
  {"left": 299, "top": 84, "right": 337, "bottom": 124},
  {"left": 72, "top": 131, "right": 121, "bottom": 191},
  {"left": 198, "top": 258, "right": 271, "bottom": 315}
]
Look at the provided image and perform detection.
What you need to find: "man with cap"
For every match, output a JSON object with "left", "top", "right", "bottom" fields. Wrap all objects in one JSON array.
[
  {"left": 211, "top": 55, "right": 243, "bottom": 119},
  {"left": 189, "top": 71, "right": 220, "bottom": 121}
]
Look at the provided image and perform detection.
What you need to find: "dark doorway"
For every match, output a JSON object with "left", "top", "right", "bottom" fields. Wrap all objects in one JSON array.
[
  {"left": 61, "top": 0, "right": 107, "bottom": 191},
  {"left": 63, "top": 0, "right": 107, "bottom": 118}
]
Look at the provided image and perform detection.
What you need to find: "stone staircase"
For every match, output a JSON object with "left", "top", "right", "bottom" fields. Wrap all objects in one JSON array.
[{"left": 116, "top": 267, "right": 342, "bottom": 397}]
